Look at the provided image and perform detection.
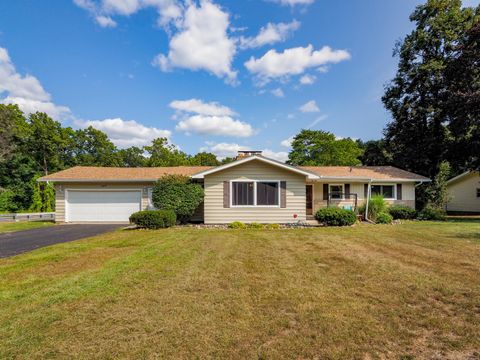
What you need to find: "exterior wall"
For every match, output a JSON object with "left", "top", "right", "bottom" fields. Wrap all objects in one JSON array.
[
  {"left": 308, "top": 181, "right": 416, "bottom": 214},
  {"left": 54, "top": 182, "right": 152, "bottom": 222},
  {"left": 204, "top": 160, "right": 307, "bottom": 224},
  {"left": 447, "top": 172, "right": 480, "bottom": 213}
]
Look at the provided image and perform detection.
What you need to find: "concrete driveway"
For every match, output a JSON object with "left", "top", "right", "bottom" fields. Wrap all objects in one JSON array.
[{"left": 0, "top": 224, "right": 125, "bottom": 258}]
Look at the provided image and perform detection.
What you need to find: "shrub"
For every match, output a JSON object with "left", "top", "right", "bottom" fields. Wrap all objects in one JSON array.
[
  {"left": 228, "top": 221, "right": 247, "bottom": 229},
  {"left": 152, "top": 175, "right": 204, "bottom": 224},
  {"left": 376, "top": 212, "right": 393, "bottom": 224},
  {"left": 0, "top": 189, "right": 18, "bottom": 212},
  {"left": 358, "top": 195, "right": 387, "bottom": 221},
  {"left": 248, "top": 222, "right": 264, "bottom": 229},
  {"left": 388, "top": 205, "right": 416, "bottom": 220},
  {"left": 129, "top": 210, "right": 176, "bottom": 229},
  {"left": 265, "top": 223, "right": 280, "bottom": 229},
  {"left": 417, "top": 206, "right": 446, "bottom": 221},
  {"left": 315, "top": 207, "right": 357, "bottom": 226}
]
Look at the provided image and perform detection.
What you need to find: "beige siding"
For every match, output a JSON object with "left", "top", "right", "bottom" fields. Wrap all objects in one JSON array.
[
  {"left": 204, "top": 160, "right": 307, "bottom": 224},
  {"left": 447, "top": 172, "right": 480, "bottom": 213},
  {"left": 54, "top": 182, "right": 152, "bottom": 223},
  {"left": 309, "top": 181, "right": 416, "bottom": 213}
]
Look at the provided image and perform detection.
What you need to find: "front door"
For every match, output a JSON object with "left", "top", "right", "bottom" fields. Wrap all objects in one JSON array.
[{"left": 306, "top": 185, "right": 313, "bottom": 216}]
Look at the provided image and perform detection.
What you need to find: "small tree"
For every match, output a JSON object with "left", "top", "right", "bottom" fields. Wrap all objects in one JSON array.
[
  {"left": 29, "top": 178, "right": 55, "bottom": 212},
  {"left": 426, "top": 161, "right": 451, "bottom": 211},
  {"left": 152, "top": 175, "right": 204, "bottom": 223}
]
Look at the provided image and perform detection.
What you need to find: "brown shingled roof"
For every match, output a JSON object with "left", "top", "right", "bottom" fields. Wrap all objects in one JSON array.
[
  {"left": 38, "top": 166, "right": 212, "bottom": 182},
  {"left": 299, "top": 166, "right": 429, "bottom": 181}
]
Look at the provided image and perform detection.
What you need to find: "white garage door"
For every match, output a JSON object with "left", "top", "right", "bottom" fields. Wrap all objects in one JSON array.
[{"left": 67, "top": 190, "right": 141, "bottom": 222}]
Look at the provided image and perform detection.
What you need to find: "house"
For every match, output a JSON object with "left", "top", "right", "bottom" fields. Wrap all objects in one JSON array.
[
  {"left": 446, "top": 171, "right": 480, "bottom": 214},
  {"left": 38, "top": 151, "right": 429, "bottom": 224}
]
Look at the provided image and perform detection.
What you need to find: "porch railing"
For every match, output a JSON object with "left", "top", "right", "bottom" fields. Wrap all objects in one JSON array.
[{"left": 327, "top": 192, "right": 358, "bottom": 211}]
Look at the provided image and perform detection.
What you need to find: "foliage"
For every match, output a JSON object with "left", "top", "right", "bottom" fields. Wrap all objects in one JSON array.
[
  {"left": 388, "top": 205, "right": 417, "bottom": 220},
  {"left": 287, "top": 129, "right": 363, "bottom": 166},
  {"left": 145, "top": 138, "right": 191, "bottom": 167},
  {"left": 117, "top": 147, "right": 147, "bottom": 167},
  {"left": 357, "top": 139, "right": 392, "bottom": 166},
  {"left": 29, "top": 179, "right": 55, "bottom": 212},
  {"left": 72, "top": 126, "right": 121, "bottom": 166},
  {"left": 0, "top": 189, "right": 18, "bottom": 212},
  {"left": 375, "top": 212, "right": 393, "bottom": 224},
  {"left": 191, "top": 152, "right": 220, "bottom": 166},
  {"left": 417, "top": 206, "right": 446, "bottom": 221},
  {"left": 248, "top": 222, "right": 264, "bottom": 229},
  {"left": 228, "top": 221, "right": 247, "bottom": 229},
  {"left": 315, "top": 207, "right": 357, "bottom": 226},
  {"left": 382, "top": 0, "right": 480, "bottom": 177},
  {"left": 129, "top": 210, "right": 176, "bottom": 229},
  {"left": 265, "top": 223, "right": 280, "bottom": 229},
  {"left": 0, "top": 104, "right": 25, "bottom": 162},
  {"left": 152, "top": 175, "right": 204, "bottom": 223},
  {"left": 426, "top": 161, "right": 451, "bottom": 210},
  {"left": 358, "top": 195, "right": 388, "bottom": 221}
]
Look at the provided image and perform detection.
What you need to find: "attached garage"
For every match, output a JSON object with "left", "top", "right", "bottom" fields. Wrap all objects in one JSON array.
[{"left": 66, "top": 190, "right": 142, "bottom": 222}]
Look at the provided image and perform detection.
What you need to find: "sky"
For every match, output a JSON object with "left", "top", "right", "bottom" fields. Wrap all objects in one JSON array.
[{"left": 0, "top": 0, "right": 478, "bottom": 162}]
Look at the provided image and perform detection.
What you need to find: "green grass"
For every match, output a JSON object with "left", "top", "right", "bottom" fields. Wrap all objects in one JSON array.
[
  {"left": 0, "top": 221, "right": 54, "bottom": 233},
  {"left": 0, "top": 221, "right": 479, "bottom": 359}
]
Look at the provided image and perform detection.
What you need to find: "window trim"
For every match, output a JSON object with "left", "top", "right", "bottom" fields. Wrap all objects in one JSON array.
[
  {"left": 476, "top": 188, "right": 480, "bottom": 198},
  {"left": 370, "top": 183, "right": 396, "bottom": 200},
  {"left": 230, "top": 179, "right": 281, "bottom": 208},
  {"left": 329, "top": 183, "right": 344, "bottom": 200}
]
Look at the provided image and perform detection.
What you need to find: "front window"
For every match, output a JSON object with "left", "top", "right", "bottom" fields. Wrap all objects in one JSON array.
[
  {"left": 477, "top": 188, "right": 480, "bottom": 198},
  {"left": 232, "top": 182, "right": 254, "bottom": 206},
  {"left": 257, "top": 182, "right": 279, "bottom": 206},
  {"left": 329, "top": 184, "right": 343, "bottom": 200},
  {"left": 371, "top": 185, "right": 395, "bottom": 199},
  {"left": 231, "top": 181, "right": 280, "bottom": 207}
]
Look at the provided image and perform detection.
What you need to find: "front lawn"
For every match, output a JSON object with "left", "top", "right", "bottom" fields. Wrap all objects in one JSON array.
[
  {"left": 0, "top": 222, "right": 479, "bottom": 359},
  {"left": 0, "top": 221, "right": 54, "bottom": 233}
]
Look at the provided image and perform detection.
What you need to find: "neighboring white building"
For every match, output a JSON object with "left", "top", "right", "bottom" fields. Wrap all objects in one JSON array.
[{"left": 446, "top": 171, "right": 480, "bottom": 214}]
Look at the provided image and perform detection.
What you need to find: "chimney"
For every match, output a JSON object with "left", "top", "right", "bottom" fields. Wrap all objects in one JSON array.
[{"left": 236, "top": 150, "right": 263, "bottom": 160}]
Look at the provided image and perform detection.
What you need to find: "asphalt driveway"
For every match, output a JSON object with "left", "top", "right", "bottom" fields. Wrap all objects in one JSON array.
[{"left": 0, "top": 224, "right": 125, "bottom": 258}]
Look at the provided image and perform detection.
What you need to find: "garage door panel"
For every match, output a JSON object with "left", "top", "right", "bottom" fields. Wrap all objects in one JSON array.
[{"left": 67, "top": 190, "right": 141, "bottom": 222}]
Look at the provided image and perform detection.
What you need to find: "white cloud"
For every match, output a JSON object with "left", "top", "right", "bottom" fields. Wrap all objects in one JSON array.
[
  {"left": 95, "top": 15, "right": 117, "bottom": 27},
  {"left": 269, "top": 0, "right": 315, "bottom": 6},
  {"left": 0, "top": 47, "right": 72, "bottom": 120},
  {"left": 239, "top": 20, "right": 300, "bottom": 49},
  {"left": 152, "top": 1, "right": 237, "bottom": 83},
  {"left": 74, "top": 0, "right": 182, "bottom": 27},
  {"left": 176, "top": 115, "right": 253, "bottom": 137},
  {"left": 201, "top": 142, "right": 288, "bottom": 162},
  {"left": 245, "top": 44, "right": 350, "bottom": 84},
  {"left": 262, "top": 149, "right": 288, "bottom": 162},
  {"left": 299, "top": 100, "right": 319, "bottom": 113},
  {"left": 299, "top": 74, "right": 316, "bottom": 85},
  {"left": 271, "top": 88, "right": 284, "bottom": 98},
  {"left": 281, "top": 135, "right": 294, "bottom": 148},
  {"left": 307, "top": 114, "right": 328, "bottom": 128},
  {"left": 169, "top": 98, "right": 235, "bottom": 116},
  {"left": 77, "top": 118, "right": 171, "bottom": 148},
  {"left": 171, "top": 98, "right": 253, "bottom": 137}
]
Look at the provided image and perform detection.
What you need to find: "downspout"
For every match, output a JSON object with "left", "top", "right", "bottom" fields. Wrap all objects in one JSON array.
[{"left": 364, "top": 179, "right": 375, "bottom": 224}]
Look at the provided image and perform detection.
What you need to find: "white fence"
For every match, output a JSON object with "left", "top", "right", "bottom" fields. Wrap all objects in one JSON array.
[{"left": 0, "top": 212, "right": 55, "bottom": 222}]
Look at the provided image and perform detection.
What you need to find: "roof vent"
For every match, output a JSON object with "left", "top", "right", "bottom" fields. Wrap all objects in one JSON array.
[{"left": 236, "top": 150, "right": 263, "bottom": 160}]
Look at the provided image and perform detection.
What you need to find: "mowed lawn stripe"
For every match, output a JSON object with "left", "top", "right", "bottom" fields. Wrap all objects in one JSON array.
[{"left": 0, "top": 223, "right": 479, "bottom": 359}]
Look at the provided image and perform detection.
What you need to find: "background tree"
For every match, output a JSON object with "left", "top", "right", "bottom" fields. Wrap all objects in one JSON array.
[
  {"left": 72, "top": 126, "right": 120, "bottom": 166},
  {"left": 357, "top": 139, "right": 392, "bottom": 166},
  {"left": 144, "top": 138, "right": 191, "bottom": 167},
  {"left": 0, "top": 104, "right": 25, "bottom": 162},
  {"left": 383, "top": 0, "right": 479, "bottom": 177},
  {"left": 118, "top": 146, "right": 147, "bottom": 167},
  {"left": 287, "top": 129, "right": 363, "bottom": 166},
  {"left": 191, "top": 152, "right": 220, "bottom": 166}
]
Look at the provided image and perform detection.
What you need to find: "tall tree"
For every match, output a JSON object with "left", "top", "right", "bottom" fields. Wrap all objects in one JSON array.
[
  {"left": 144, "top": 138, "right": 191, "bottom": 166},
  {"left": 72, "top": 126, "right": 120, "bottom": 166},
  {"left": 0, "top": 104, "right": 26, "bottom": 161},
  {"left": 383, "top": 0, "right": 479, "bottom": 177},
  {"left": 287, "top": 129, "right": 363, "bottom": 166},
  {"left": 357, "top": 139, "right": 392, "bottom": 166},
  {"left": 118, "top": 146, "right": 147, "bottom": 167},
  {"left": 190, "top": 152, "right": 220, "bottom": 166}
]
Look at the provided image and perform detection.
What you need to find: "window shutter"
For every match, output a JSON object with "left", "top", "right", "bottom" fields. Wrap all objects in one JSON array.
[
  {"left": 364, "top": 184, "right": 368, "bottom": 198},
  {"left": 223, "top": 181, "right": 230, "bottom": 208},
  {"left": 396, "top": 184, "right": 402, "bottom": 200},
  {"left": 323, "top": 184, "right": 329, "bottom": 200},
  {"left": 280, "top": 181, "right": 287, "bottom": 208},
  {"left": 345, "top": 184, "right": 351, "bottom": 198}
]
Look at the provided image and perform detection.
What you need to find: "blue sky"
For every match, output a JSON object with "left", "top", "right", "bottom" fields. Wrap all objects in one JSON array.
[{"left": 0, "top": 0, "right": 478, "bottom": 161}]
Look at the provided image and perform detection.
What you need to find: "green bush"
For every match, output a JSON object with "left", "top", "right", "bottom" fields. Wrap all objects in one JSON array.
[
  {"left": 129, "top": 210, "right": 176, "bottom": 229},
  {"left": 417, "top": 206, "right": 446, "bottom": 221},
  {"left": 388, "top": 205, "right": 416, "bottom": 220},
  {"left": 152, "top": 175, "right": 204, "bottom": 224},
  {"left": 376, "top": 212, "right": 393, "bottom": 224},
  {"left": 228, "top": 221, "right": 247, "bottom": 229},
  {"left": 0, "top": 189, "right": 18, "bottom": 212},
  {"left": 315, "top": 207, "right": 357, "bottom": 226},
  {"left": 358, "top": 195, "right": 387, "bottom": 221},
  {"left": 265, "top": 223, "right": 280, "bottom": 229},
  {"left": 248, "top": 222, "right": 264, "bottom": 229}
]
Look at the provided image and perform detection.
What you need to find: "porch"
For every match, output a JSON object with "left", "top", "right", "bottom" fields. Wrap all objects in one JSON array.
[{"left": 306, "top": 183, "right": 360, "bottom": 219}]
